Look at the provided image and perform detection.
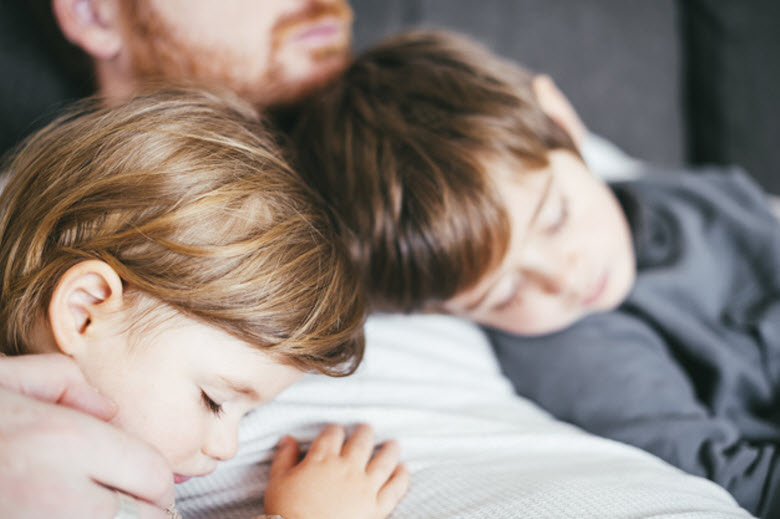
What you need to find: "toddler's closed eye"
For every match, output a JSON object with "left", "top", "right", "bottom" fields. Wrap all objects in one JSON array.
[{"left": 201, "top": 390, "right": 224, "bottom": 417}]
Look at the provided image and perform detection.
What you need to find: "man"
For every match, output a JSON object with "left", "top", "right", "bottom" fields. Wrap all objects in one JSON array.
[
  {"left": 2, "top": 1, "right": 353, "bottom": 518},
  {"left": 0, "top": 0, "right": 353, "bottom": 155},
  {"left": 51, "top": 0, "right": 353, "bottom": 106}
]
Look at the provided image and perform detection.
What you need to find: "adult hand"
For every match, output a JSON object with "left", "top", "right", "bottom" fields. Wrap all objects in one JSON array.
[
  {"left": 0, "top": 353, "right": 117, "bottom": 418},
  {"left": 0, "top": 354, "right": 174, "bottom": 518}
]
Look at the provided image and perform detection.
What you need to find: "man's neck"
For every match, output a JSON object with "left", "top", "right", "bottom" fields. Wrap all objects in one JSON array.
[{"left": 94, "top": 61, "right": 138, "bottom": 105}]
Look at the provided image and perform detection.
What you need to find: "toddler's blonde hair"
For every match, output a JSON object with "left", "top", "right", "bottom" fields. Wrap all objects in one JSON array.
[{"left": 0, "top": 89, "right": 364, "bottom": 375}]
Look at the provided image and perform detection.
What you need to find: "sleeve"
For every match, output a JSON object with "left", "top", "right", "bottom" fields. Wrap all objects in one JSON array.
[{"left": 487, "top": 312, "right": 780, "bottom": 519}]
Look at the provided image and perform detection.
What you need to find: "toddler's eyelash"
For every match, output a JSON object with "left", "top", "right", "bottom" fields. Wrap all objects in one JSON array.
[{"left": 201, "top": 390, "right": 224, "bottom": 417}]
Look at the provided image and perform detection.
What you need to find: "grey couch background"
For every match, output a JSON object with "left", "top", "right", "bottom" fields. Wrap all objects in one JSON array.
[
  {"left": 2, "top": 1, "right": 778, "bottom": 191},
  {"left": 351, "top": 0, "right": 780, "bottom": 193},
  {"left": 352, "top": 0, "right": 683, "bottom": 167}
]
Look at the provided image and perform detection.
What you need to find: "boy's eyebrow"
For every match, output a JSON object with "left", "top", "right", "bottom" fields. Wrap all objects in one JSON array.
[
  {"left": 462, "top": 173, "right": 555, "bottom": 313},
  {"left": 216, "top": 376, "right": 260, "bottom": 399}
]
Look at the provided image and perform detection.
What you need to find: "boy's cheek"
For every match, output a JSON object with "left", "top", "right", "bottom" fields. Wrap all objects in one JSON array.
[
  {"left": 606, "top": 255, "right": 636, "bottom": 310},
  {"left": 475, "top": 300, "right": 586, "bottom": 337}
]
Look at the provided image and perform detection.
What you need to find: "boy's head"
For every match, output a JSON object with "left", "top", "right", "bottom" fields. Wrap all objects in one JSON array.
[
  {"left": 0, "top": 89, "right": 364, "bottom": 479},
  {"left": 289, "top": 29, "right": 635, "bottom": 336}
]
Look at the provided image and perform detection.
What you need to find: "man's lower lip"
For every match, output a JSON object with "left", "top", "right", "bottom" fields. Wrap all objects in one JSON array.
[
  {"left": 173, "top": 474, "right": 191, "bottom": 484},
  {"left": 290, "top": 19, "right": 345, "bottom": 46}
]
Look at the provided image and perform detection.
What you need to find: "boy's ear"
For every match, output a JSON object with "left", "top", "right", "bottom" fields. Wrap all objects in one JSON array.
[
  {"left": 48, "top": 260, "right": 125, "bottom": 357},
  {"left": 532, "top": 75, "right": 587, "bottom": 149},
  {"left": 52, "top": 0, "right": 124, "bottom": 60}
]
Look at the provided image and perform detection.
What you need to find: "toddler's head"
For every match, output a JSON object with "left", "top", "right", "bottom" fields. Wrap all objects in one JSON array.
[
  {"left": 289, "top": 29, "right": 635, "bottom": 336},
  {"left": 0, "top": 89, "right": 365, "bottom": 481}
]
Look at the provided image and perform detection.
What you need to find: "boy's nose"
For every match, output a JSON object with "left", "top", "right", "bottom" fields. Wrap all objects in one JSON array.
[{"left": 202, "top": 423, "right": 239, "bottom": 462}]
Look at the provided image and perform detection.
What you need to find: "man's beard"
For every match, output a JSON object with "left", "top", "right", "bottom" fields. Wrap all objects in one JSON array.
[{"left": 121, "top": 1, "right": 353, "bottom": 107}]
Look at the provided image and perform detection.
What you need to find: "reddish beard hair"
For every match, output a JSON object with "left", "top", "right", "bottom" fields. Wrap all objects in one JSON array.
[
  {"left": 119, "top": 0, "right": 353, "bottom": 107},
  {"left": 272, "top": 0, "right": 353, "bottom": 44},
  {"left": 266, "top": 0, "right": 354, "bottom": 103}
]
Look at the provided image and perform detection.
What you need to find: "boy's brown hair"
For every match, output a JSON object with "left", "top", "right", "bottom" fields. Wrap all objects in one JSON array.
[
  {"left": 0, "top": 88, "right": 364, "bottom": 375},
  {"left": 288, "top": 29, "right": 578, "bottom": 313}
]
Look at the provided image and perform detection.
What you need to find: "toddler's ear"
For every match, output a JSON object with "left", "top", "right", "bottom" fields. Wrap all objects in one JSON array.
[
  {"left": 48, "top": 260, "right": 124, "bottom": 357},
  {"left": 52, "top": 0, "right": 124, "bottom": 59},
  {"left": 532, "top": 75, "right": 588, "bottom": 150}
]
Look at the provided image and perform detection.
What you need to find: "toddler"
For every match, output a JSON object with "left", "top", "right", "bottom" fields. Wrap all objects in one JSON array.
[
  {"left": 287, "top": 30, "right": 780, "bottom": 517},
  {"left": 0, "top": 89, "right": 408, "bottom": 519}
]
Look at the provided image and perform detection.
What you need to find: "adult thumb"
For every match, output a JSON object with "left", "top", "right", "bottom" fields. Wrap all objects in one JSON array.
[{"left": 0, "top": 353, "right": 117, "bottom": 420}]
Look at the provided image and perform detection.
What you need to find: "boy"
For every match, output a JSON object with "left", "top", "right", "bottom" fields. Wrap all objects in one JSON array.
[
  {"left": 0, "top": 89, "right": 408, "bottom": 519},
  {"left": 287, "top": 30, "right": 780, "bottom": 518}
]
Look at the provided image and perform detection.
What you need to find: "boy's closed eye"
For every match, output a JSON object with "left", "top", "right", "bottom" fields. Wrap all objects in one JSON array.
[
  {"left": 490, "top": 273, "right": 525, "bottom": 312},
  {"left": 484, "top": 176, "right": 566, "bottom": 312},
  {"left": 537, "top": 181, "right": 569, "bottom": 235}
]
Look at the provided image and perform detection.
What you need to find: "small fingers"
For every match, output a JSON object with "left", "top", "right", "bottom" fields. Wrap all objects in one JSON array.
[
  {"left": 377, "top": 464, "right": 410, "bottom": 518},
  {"left": 366, "top": 439, "right": 401, "bottom": 484},
  {"left": 340, "top": 424, "right": 375, "bottom": 465},
  {"left": 306, "top": 424, "right": 346, "bottom": 461},
  {"left": 269, "top": 435, "right": 300, "bottom": 479}
]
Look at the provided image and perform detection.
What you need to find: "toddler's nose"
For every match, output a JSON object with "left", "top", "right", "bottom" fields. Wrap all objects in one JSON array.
[{"left": 202, "top": 423, "right": 239, "bottom": 462}]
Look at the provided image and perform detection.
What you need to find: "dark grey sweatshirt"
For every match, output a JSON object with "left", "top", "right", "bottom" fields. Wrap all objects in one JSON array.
[{"left": 488, "top": 169, "right": 780, "bottom": 518}]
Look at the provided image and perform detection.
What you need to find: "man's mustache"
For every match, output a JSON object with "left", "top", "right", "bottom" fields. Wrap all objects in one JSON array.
[{"left": 273, "top": 1, "right": 353, "bottom": 40}]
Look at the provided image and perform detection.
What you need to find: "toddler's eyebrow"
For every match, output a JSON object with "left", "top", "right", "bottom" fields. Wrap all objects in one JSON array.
[{"left": 216, "top": 376, "right": 259, "bottom": 399}]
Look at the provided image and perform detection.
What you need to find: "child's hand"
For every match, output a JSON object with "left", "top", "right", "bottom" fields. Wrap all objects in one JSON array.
[{"left": 263, "top": 424, "right": 409, "bottom": 519}]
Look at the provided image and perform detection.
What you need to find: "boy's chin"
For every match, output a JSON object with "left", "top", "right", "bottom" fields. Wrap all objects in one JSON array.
[
  {"left": 490, "top": 312, "right": 591, "bottom": 338},
  {"left": 496, "top": 296, "right": 632, "bottom": 337}
]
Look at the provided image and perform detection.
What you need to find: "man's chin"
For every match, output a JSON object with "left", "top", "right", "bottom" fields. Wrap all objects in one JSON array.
[{"left": 265, "top": 57, "right": 349, "bottom": 106}]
